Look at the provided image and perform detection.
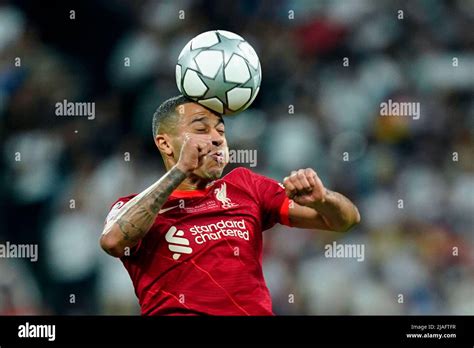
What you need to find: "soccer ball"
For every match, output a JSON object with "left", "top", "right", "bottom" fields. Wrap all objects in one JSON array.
[{"left": 176, "top": 30, "right": 261, "bottom": 115}]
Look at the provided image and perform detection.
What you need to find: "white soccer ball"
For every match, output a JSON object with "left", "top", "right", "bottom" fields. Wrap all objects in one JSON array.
[{"left": 176, "top": 30, "right": 261, "bottom": 115}]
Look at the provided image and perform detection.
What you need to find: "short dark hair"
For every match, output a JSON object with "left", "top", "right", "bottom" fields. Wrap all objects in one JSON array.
[{"left": 152, "top": 95, "right": 193, "bottom": 137}]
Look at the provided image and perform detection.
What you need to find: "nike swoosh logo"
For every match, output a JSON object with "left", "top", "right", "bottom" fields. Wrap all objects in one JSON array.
[{"left": 158, "top": 205, "right": 179, "bottom": 214}]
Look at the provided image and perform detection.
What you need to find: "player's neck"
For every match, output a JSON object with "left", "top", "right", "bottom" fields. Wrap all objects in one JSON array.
[
  {"left": 165, "top": 161, "right": 213, "bottom": 191},
  {"left": 176, "top": 176, "right": 213, "bottom": 191}
]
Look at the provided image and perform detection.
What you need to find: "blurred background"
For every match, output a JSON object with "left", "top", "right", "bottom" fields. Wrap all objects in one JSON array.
[{"left": 0, "top": 0, "right": 473, "bottom": 315}]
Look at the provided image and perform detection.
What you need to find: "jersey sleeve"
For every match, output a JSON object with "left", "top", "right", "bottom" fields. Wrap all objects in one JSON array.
[
  {"left": 104, "top": 194, "right": 142, "bottom": 255},
  {"left": 240, "top": 168, "right": 292, "bottom": 230}
]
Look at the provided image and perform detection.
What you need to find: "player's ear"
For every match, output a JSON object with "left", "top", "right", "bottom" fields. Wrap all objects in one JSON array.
[{"left": 155, "top": 133, "right": 174, "bottom": 156}]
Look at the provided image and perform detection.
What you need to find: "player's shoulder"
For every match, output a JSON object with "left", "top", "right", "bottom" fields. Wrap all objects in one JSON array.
[
  {"left": 223, "top": 166, "right": 258, "bottom": 184},
  {"left": 221, "top": 166, "right": 276, "bottom": 191},
  {"left": 105, "top": 193, "right": 137, "bottom": 225},
  {"left": 109, "top": 193, "right": 138, "bottom": 210}
]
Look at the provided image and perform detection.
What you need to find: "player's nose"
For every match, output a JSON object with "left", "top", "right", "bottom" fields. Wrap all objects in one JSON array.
[{"left": 210, "top": 129, "right": 224, "bottom": 147}]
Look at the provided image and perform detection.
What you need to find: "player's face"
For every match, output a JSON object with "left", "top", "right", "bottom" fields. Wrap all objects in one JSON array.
[{"left": 173, "top": 103, "right": 229, "bottom": 180}]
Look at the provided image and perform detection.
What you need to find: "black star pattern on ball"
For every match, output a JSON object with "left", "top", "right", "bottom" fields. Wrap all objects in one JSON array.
[
  {"left": 200, "top": 64, "right": 239, "bottom": 105},
  {"left": 209, "top": 32, "right": 244, "bottom": 65}
]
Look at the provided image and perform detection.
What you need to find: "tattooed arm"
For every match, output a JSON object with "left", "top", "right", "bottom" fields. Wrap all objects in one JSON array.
[
  {"left": 100, "top": 133, "right": 213, "bottom": 257},
  {"left": 100, "top": 166, "right": 187, "bottom": 257}
]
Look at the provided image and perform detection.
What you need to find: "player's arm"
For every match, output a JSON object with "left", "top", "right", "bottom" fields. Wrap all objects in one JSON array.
[
  {"left": 100, "top": 133, "right": 212, "bottom": 258},
  {"left": 283, "top": 168, "right": 360, "bottom": 232}
]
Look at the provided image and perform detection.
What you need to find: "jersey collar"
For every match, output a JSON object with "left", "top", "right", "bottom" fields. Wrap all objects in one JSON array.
[{"left": 170, "top": 182, "right": 215, "bottom": 198}]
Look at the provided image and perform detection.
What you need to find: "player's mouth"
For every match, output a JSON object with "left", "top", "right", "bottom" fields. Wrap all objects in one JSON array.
[{"left": 209, "top": 150, "right": 225, "bottom": 164}]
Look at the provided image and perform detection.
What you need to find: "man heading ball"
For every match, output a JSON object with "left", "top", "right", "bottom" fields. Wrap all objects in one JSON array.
[{"left": 100, "top": 95, "right": 360, "bottom": 315}]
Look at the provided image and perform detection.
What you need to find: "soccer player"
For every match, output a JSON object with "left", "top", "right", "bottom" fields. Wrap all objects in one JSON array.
[{"left": 100, "top": 95, "right": 360, "bottom": 315}]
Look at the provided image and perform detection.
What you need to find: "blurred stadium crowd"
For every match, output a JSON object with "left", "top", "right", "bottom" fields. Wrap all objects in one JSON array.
[{"left": 0, "top": 0, "right": 473, "bottom": 315}]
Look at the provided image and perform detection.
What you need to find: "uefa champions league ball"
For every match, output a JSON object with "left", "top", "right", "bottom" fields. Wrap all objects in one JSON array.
[{"left": 176, "top": 30, "right": 261, "bottom": 115}]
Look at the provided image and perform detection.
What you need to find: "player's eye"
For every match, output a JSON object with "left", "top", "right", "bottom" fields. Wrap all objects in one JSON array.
[
  {"left": 195, "top": 128, "right": 207, "bottom": 133},
  {"left": 217, "top": 129, "right": 225, "bottom": 135}
]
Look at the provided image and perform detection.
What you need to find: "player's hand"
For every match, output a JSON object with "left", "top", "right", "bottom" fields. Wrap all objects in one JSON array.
[
  {"left": 283, "top": 168, "right": 327, "bottom": 207},
  {"left": 176, "top": 133, "right": 213, "bottom": 175}
]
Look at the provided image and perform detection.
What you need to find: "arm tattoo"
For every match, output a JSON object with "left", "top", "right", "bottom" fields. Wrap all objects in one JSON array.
[
  {"left": 111, "top": 166, "right": 187, "bottom": 245},
  {"left": 116, "top": 220, "right": 144, "bottom": 242}
]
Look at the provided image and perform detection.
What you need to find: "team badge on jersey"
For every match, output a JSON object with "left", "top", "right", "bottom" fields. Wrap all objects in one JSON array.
[{"left": 214, "top": 183, "right": 237, "bottom": 209}]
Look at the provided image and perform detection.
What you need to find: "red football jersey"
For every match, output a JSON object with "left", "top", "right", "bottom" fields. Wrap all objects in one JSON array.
[{"left": 105, "top": 167, "right": 291, "bottom": 315}]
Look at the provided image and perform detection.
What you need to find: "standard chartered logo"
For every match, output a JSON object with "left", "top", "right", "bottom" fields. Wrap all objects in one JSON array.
[
  {"left": 166, "top": 219, "right": 250, "bottom": 260},
  {"left": 190, "top": 219, "right": 249, "bottom": 245},
  {"left": 165, "top": 226, "right": 193, "bottom": 260}
]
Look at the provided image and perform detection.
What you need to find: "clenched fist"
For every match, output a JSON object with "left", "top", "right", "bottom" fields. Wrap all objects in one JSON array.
[
  {"left": 176, "top": 133, "right": 213, "bottom": 175},
  {"left": 283, "top": 168, "right": 327, "bottom": 207}
]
